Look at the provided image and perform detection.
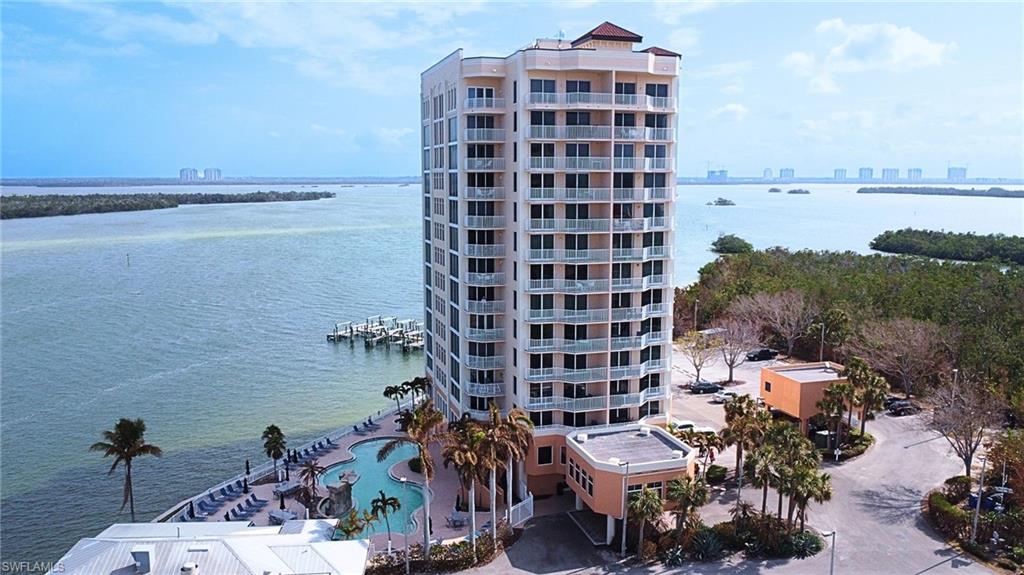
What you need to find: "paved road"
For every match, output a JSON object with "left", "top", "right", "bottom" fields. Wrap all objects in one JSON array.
[{"left": 471, "top": 354, "right": 991, "bottom": 574}]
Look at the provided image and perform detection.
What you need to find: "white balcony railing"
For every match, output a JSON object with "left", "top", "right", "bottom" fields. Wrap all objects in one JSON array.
[
  {"left": 644, "top": 217, "right": 669, "bottom": 230},
  {"left": 463, "top": 243, "right": 505, "bottom": 257},
  {"left": 526, "top": 338, "right": 609, "bottom": 353},
  {"left": 525, "top": 93, "right": 675, "bottom": 110},
  {"left": 465, "top": 97, "right": 506, "bottom": 109},
  {"left": 464, "top": 299, "right": 504, "bottom": 314},
  {"left": 643, "top": 157, "right": 672, "bottom": 171},
  {"left": 526, "top": 308, "right": 610, "bottom": 323},
  {"left": 465, "top": 355, "right": 505, "bottom": 370},
  {"left": 611, "top": 277, "right": 643, "bottom": 291},
  {"left": 526, "top": 187, "right": 611, "bottom": 202},
  {"left": 526, "top": 395, "right": 608, "bottom": 412},
  {"left": 526, "top": 366, "right": 609, "bottom": 383},
  {"left": 526, "top": 278, "right": 610, "bottom": 293},
  {"left": 465, "top": 327, "right": 505, "bottom": 341},
  {"left": 527, "top": 249, "right": 609, "bottom": 263},
  {"left": 612, "top": 127, "right": 673, "bottom": 141},
  {"left": 526, "top": 157, "right": 612, "bottom": 171},
  {"left": 612, "top": 218, "right": 645, "bottom": 232},
  {"left": 464, "top": 186, "right": 505, "bottom": 200},
  {"left": 613, "top": 157, "right": 639, "bottom": 170},
  {"left": 566, "top": 92, "right": 614, "bottom": 106},
  {"left": 464, "top": 128, "right": 505, "bottom": 141},
  {"left": 609, "top": 386, "right": 666, "bottom": 408},
  {"left": 526, "top": 92, "right": 559, "bottom": 105},
  {"left": 465, "top": 157, "right": 505, "bottom": 171},
  {"left": 466, "top": 382, "right": 505, "bottom": 396},
  {"left": 643, "top": 274, "right": 668, "bottom": 288},
  {"left": 465, "top": 272, "right": 505, "bottom": 285},
  {"left": 464, "top": 215, "right": 505, "bottom": 228},
  {"left": 612, "top": 248, "right": 642, "bottom": 261},
  {"left": 526, "top": 218, "right": 610, "bottom": 232}
]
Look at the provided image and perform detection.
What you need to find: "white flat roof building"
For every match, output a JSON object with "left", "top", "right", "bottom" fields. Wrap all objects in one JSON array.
[{"left": 49, "top": 520, "right": 369, "bottom": 575}]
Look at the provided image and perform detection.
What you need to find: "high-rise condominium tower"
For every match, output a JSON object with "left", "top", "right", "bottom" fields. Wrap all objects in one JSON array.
[{"left": 420, "top": 22, "right": 683, "bottom": 508}]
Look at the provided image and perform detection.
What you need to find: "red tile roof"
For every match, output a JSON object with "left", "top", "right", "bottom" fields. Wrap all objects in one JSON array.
[
  {"left": 571, "top": 22, "right": 643, "bottom": 47},
  {"left": 642, "top": 46, "right": 682, "bottom": 58}
]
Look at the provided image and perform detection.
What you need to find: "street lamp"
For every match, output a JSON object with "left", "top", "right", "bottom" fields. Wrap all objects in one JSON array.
[
  {"left": 401, "top": 476, "right": 410, "bottom": 575},
  {"left": 971, "top": 456, "right": 988, "bottom": 542},
  {"left": 618, "top": 460, "right": 631, "bottom": 558},
  {"left": 821, "top": 530, "right": 836, "bottom": 575},
  {"left": 693, "top": 299, "right": 700, "bottom": 331},
  {"left": 819, "top": 322, "right": 825, "bottom": 362}
]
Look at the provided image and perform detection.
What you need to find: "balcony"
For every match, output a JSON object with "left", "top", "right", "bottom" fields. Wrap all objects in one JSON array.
[
  {"left": 464, "top": 128, "right": 506, "bottom": 142},
  {"left": 609, "top": 386, "right": 666, "bottom": 408},
  {"left": 464, "top": 299, "right": 504, "bottom": 314},
  {"left": 466, "top": 382, "right": 505, "bottom": 396},
  {"left": 609, "top": 365, "right": 641, "bottom": 379},
  {"left": 526, "top": 249, "right": 609, "bottom": 263},
  {"left": 527, "top": 278, "right": 610, "bottom": 294},
  {"left": 526, "top": 187, "right": 611, "bottom": 202},
  {"left": 464, "top": 215, "right": 505, "bottom": 229},
  {"left": 612, "top": 127, "right": 673, "bottom": 141},
  {"left": 611, "top": 246, "right": 670, "bottom": 262},
  {"left": 526, "top": 308, "right": 610, "bottom": 324},
  {"left": 526, "top": 395, "right": 609, "bottom": 412},
  {"left": 611, "top": 277, "right": 642, "bottom": 292},
  {"left": 612, "top": 187, "right": 673, "bottom": 202},
  {"left": 566, "top": 92, "right": 614, "bottom": 106},
  {"left": 526, "top": 92, "right": 559, "bottom": 105},
  {"left": 613, "top": 331, "right": 668, "bottom": 350},
  {"left": 465, "top": 354, "right": 505, "bottom": 370},
  {"left": 613, "top": 157, "right": 639, "bottom": 170},
  {"left": 643, "top": 274, "right": 668, "bottom": 288},
  {"left": 465, "top": 158, "right": 505, "bottom": 171},
  {"left": 465, "top": 327, "right": 505, "bottom": 341},
  {"left": 610, "top": 307, "right": 643, "bottom": 322},
  {"left": 526, "top": 366, "right": 609, "bottom": 383},
  {"left": 612, "top": 218, "right": 645, "bottom": 232},
  {"left": 643, "top": 158, "right": 673, "bottom": 171},
  {"left": 644, "top": 217, "right": 669, "bottom": 231},
  {"left": 525, "top": 93, "right": 676, "bottom": 111},
  {"left": 463, "top": 243, "right": 505, "bottom": 257},
  {"left": 526, "top": 338, "right": 609, "bottom": 353},
  {"left": 464, "top": 186, "right": 505, "bottom": 200},
  {"left": 526, "top": 157, "right": 612, "bottom": 171},
  {"left": 527, "top": 125, "right": 612, "bottom": 140},
  {"left": 465, "top": 97, "right": 506, "bottom": 110},
  {"left": 465, "top": 272, "right": 505, "bottom": 286},
  {"left": 526, "top": 218, "right": 610, "bottom": 233}
]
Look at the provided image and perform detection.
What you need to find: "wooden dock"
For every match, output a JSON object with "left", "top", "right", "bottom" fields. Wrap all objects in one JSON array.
[{"left": 327, "top": 315, "right": 424, "bottom": 352}]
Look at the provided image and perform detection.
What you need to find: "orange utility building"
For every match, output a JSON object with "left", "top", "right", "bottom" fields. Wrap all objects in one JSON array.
[{"left": 760, "top": 362, "right": 846, "bottom": 434}]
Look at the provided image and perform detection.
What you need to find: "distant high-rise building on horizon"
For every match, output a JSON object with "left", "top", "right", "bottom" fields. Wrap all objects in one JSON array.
[
  {"left": 858, "top": 167, "right": 874, "bottom": 180},
  {"left": 707, "top": 169, "right": 727, "bottom": 182},
  {"left": 834, "top": 168, "right": 846, "bottom": 181},
  {"left": 907, "top": 168, "right": 923, "bottom": 181},
  {"left": 204, "top": 168, "right": 222, "bottom": 182},
  {"left": 763, "top": 168, "right": 773, "bottom": 179},
  {"left": 948, "top": 166, "right": 967, "bottom": 181},
  {"left": 179, "top": 168, "right": 198, "bottom": 182},
  {"left": 881, "top": 168, "right": 899, "bottom": 182},
  {"left": 779, "top": 168, "right": 794, "bottom": 179}
]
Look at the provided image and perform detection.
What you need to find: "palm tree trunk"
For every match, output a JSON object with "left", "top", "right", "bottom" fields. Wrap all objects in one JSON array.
[
  {"left": 489, "top": 468, "right": 497, "bottom": 541},
  {"left": 637, "top": 518, "right": 646, "bottom": 557},
  {"left": 505, "top": 455, "right": 513, "bottom": 516},
  {"left": 423, "top": 473, "right": 432, "bottom": 553},
  {"left": 799, "top": 507, "right": 805, "bottom": 531},
  {"left": 127, "top": 462, "right": 136, "bottom": 522},
  {"left": 384, "top": 515, "right": 392, "bottom": 552},
  {"left": 860, "top": 406, "right": 868, "bottom": 435},
  {"left": 777, "top": 489, "right": 784, "bottom": 519},
  {"left": 786, "top": 495, "right": 797, "bottom": 529},
  {"left": 761, "top": 483, "right": 768, "bottom": 514},
  {"left": 469, "top": 482, "right": 477, "bottom": 561}
]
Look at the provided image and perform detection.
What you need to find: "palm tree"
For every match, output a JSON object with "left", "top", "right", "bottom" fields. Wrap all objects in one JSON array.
[
  {"left": 378, "top": 400, "right": 444, "bottom": 554},
  {"left": 261, "top": 424, "right": 287, "bottom": 473},
  {"left": 371, "top": 489, "right": 402, "bottom": 551},
  {"left": 666, "top": 476, "right": 708, "bottom": 544},
  {"left": 675, "top": 429, "right": 723, "bottom": 479},
  {"left": 383, "top": 384, "right": 406, "bottom": 412},
  {"left": 483, "top": 403, "right": 533, "bottom": 539},
  {"left": 764, "top": 422, "right": 817, "bottom": 520},
  {"left": 297, "top": 458, "right": 326, "bottom": 509},
  {"left": 628, "top": 486, "right": 664, "bottom": 559},
  {"left": 746, "top": 446, "right": 777, "bottom": 514},
  {"left": 816, "top": 387, "right": 847, "bottom": 451},
  {"left": 795, "top": 471, "right": 832, "bottom": 532},
  {"left": 90, "top": 418, "right": 163, "bottom": 522},
  {"left": 832, "top": 381, "right": 857, "bottom": 444},
  {"left": 408, "top": 376, "right": 430, "bottom": 405},
  {"left": 442, "top": 415, "right": 484, "bottom": 562},
  {"left": 722, "top": 396, "right": 770, "bottom": 506},
  {"left": 856, "top": 370, "right": 889, "bottom": 436}
]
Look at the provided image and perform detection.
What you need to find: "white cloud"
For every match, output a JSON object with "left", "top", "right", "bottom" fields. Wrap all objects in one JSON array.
[
  {"left": 373, "top": 127, "right": 415, "bottom": 145},
  {"left": 687, "top": 60, "right": 752, "bottom": 79},
  {"left": 668, "top": 27, "right": 701, "bottom": 52},
  {"left": 710, "top": 103, "right": 748, "bottom": 122},
  {"left": 783, "top": 18, "right": 956, "bottom": 94},
  {"left": 53, "top": 1, "right": 218, "bottom": 45},
  {"left": 653, "top": 0, "right": 738, "bottom": 25}
]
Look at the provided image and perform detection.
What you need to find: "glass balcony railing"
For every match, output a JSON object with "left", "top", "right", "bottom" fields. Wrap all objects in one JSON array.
[
  {"left": 464, "top": 97, "right": 506, "bottom": 109},
  {"left": 464, "top": 128, "right": 506, "bottom": 141},
  {"left": 464, "top": 186, "right": 505, "bottom": 199}
]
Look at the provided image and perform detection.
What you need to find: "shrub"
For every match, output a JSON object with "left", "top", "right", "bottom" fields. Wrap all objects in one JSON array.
[
  {"left": 993, "top": 557, "right": 1019, "bottom": 572},
  {"left": 961, "top": 539, "right": 991, "bottom": 561},
  {"left": 928, "top": 492, "right": 970, "bottom": 539},
  {"left": 691, "top": 528, "right": 724, "bottom": 561},
  {"left": 788, "top": 532, "right": 823, "bottom": 559},
  {"left": 944, "top": 476, "right": 973, "bottom": 503},
  {"left": 712, "top": 521, "right": 742, "bottom": 550},
  {"left": 706, "top": 464, "right": 727, "bottom": 485},
  {"left": 641, "top": 540, "right": 658, "bottom": 561},
  {"left": 660, "top": 545, "right": 685, "bottom": 567},
  {"left": 407, "top": 456, "right": 422, "bottom": 474}
]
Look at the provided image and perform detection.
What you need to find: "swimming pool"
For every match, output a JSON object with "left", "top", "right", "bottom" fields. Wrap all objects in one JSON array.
[{"left": 319, "top": 438, "right": 424, "bottom": 536}]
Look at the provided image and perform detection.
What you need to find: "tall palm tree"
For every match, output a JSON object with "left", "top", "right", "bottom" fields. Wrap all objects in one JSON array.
[
  {"left": 261, "top": 424, "right": 287, "bottom": 473},
  {"left": 722, "top": 396, "right": 770, "bottom": 506},
  {"left": 675, "top": 430, "right": 723, "bottom": 478},
  {"left": 297, "top": 458, "right": 326, "bottom": 509},
  {"left": 832, "top": 381, "right": 857, "bottom": 444},
  {"left": 408, "top": 376, "right": 430, "bottom": 405},
  {"left": 442, "top": 415, "right": 484, "bottom": 562},
  {"left": 370, "top": 489, "right": 402, "bottom": 552},
  {"left": 817, "top": 387, "right": 847, "bottom": 451},
  {"left": 666, "top": 476, "right": 708, "bottom": 544},
  {"left": 856, "top": 371, "right": 889, "bottom": 435},
  {"left": 746, "top": 446, "right": 777, "bottom": 514},
  {"left": 764, "top": 422, "right": 817, "bottom": 519},
  {"left": 90, "top": 418, "right": 163, "bottom": 522},
  {"left": 483, "top": 403, "right": 533, "bottom": 539},
  {"left": 795, "top": 471, "right": 832, "bottom": 532},
  {"left": 383, "top": 384, "right": 406, "bottom": 412},
  {"left": 628, "top": 486, "right": 664, "bottom": 559},
  {"left": 378, "top": 400, "right": 444, "bottom": 554}
]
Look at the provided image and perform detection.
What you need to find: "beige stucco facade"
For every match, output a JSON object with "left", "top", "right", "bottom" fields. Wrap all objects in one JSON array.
[{"left": 760, "top": 362, "right": 847, "bottom": 433}]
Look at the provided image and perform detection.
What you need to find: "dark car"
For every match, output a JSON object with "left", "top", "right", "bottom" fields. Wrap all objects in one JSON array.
[
  {"left": 888, "top": 400, "right": 921, "bottom": 416},
  {"left": 883, "top": 396, "right": 904, "bottom": 409},
  {"left": 690, "top": 380, "right": 722, "bottom": 394},
  {"left": 746, "top": 348, "right": 778, "bottom": 361}
]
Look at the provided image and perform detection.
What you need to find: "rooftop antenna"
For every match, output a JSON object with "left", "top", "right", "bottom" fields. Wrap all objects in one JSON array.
[{"left": 557, "top": 29, "right": 565, "bottom": 47}]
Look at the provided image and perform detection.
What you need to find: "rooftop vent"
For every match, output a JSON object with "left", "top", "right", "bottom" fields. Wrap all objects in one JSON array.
[
  {"left": 180, "top": 563, "right": 199, "bottom": 574},
  {"left": 672, "top": 450, "right": 684, "bottom": 459},
  {"left": 130, "top": 544, "right": 153, "bottom": 574},
  {"left": 640, "top": 427, "right": 651, "bottom": 437},
  {"left": 577, "top": 433, "right": 588, "bottom": 443}
]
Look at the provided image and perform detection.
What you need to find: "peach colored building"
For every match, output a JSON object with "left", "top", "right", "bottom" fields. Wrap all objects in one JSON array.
[
  {"left": 760, "top": 362, "right": 847, "bottom": 433},
  {"left": 420, "top": 20, "right": 681, "bottom": 519}
]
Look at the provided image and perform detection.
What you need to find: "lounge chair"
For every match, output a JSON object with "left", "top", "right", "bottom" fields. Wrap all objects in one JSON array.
[
  {"left": 234, "top": 479, "right": 244, "bottom": 491},
  {"left": 249, "top": 493, "right": 269, "bottom": 507},
  {"left": 219, "top": 487, "right": 234, "bottom": 499},
  {"left": 197, "top": 501, "right": 218, "bottom": 515}
]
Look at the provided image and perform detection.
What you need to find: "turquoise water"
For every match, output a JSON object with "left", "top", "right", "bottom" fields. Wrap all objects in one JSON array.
[
  {"left": 320, "top": 439, "right": 423, "bottom": 537},
  {"left": 1, "top": 182, "right": 1021, "bottom": 564}
]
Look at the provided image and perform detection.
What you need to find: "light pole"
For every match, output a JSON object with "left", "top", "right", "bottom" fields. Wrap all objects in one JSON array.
[
  {"left": 971, "top": 456, "right": 987, "bottom": 542},
  {"left": 401, "top": 477, "right": 410, "bottom": 575},
  {"left": 822, "top": 530, "right": 836, "bottom": 575},
  {"left": 952, "top": 368, "right": 959, "bottom": 386},
  {"left": 619, "top": 460, "right": 631, "bottom": 558},
  {"left": 693, "top": 299, "right": 700, "bottom": 331},
  {"left": 819, "top": 322, "right": 825, "bottom": 362}
]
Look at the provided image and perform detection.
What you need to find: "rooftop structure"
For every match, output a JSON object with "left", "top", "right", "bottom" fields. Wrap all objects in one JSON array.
[
  {"left": 761, "top": 361, "right": 847, "bottom": 433},
  {"left": 568, "top": 424, "right": 691, "bottom": 468},
  {"left": 50, "top": 520, "right": 369, "bottom": 575}
]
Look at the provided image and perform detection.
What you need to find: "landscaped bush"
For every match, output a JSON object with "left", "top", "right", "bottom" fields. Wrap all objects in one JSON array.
[
  {"left": 928, "top": 491, "right": 970, "bottom": 539},
  {"left": 366, "top": 522, "right": 515, "bottom": 574},
  {"left": 712, "top": 521, "right": 741, "bottom": 549},
  {"left": 944, "top": 476, "right": 973, "bottom": 503},
  {"left": 706, "top": 464, "right": 727, "bottom": 485},
  {"left": 691, "top": 527, "right": 724, "bottom": 561},
  {"left": 641, "top": 540, "right": 658, "bottom": 560},
  {"left": 407, "top": 456, "right": 422, "bottom": 474},
  {"left": 659, "top": 545, "right": 685, "bottom": 567},
  {"left": 787, "top": 532, "right": 824, "bottom": 559}
]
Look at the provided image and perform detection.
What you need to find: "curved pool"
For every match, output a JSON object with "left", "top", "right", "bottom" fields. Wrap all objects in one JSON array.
[{"left": 320, "top": 438, "right": 424, "bottom": 536}]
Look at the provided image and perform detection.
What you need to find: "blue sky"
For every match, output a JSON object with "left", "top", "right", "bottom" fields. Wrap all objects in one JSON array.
[{"left": 2, "top": 1, "right": 1022, "bottom": 178}]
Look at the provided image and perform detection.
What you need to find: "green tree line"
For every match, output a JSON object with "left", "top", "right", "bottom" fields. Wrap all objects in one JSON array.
[
  {"left": 0, "top": 191, "right": 335, "bottom": 219},
  {"left": 870, "top": 228, "right": 1024, "bottom": 266}
]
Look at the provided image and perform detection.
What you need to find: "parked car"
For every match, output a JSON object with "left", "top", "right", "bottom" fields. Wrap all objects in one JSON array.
[
  {"left": 712, "top": 391, "right": 739, "bottom": 404},
  {"left": 670, "top": 418, "right": 716, "bottom": 434},
  {"left": 746, "top": 348, "right": 778, "bottom": 361},
  {"left": 689, "top": 380, "right": 722, "bottom": 394},
  {"left": 887, "top": 400, "right": 921, "bottom": 416},
  {"left": 883, "top": 396, "right": 905, "bottom": 409}
]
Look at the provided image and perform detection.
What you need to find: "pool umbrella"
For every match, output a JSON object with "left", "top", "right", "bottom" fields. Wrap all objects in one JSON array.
[
  {"left": 243, "top": 476, "right": 249, "bottom": 494},
  {"left": 188, "top": 501, "right": 196, "bottom": 519},
  {"left": 285, "top": 461, "right": 290, "bottom": 481},
  {"left": 245, "top": 459, "right": 251, "bottom": 475},
  {"left": 279, "top": 493, "right": 286, "bottom": 510}
]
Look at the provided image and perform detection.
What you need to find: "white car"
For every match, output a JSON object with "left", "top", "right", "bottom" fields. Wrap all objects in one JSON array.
[
  {"left": 711, "top": 391, "right": 738, "bottom": 404},
  {"left": 669, "top": 418, "right": 717, "bottom": 434}
]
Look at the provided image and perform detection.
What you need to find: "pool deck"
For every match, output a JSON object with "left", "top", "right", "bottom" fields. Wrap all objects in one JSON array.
[{"left": 223, "top": 409, "right": 508, "bottom": 551}]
